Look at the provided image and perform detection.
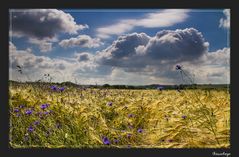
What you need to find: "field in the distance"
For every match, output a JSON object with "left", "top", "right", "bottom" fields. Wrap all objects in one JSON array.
[{"left": 9, "top": 82, "right": 230, "bottom": 148}]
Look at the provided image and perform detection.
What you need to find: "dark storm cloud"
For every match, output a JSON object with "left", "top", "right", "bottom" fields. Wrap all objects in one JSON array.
[
  {"left": 103, "top": 32, "right": 150, "bottom": 59},
  {"left": 97, "top": 32, "right": 150, "bottom": 69},
  {"left": 98, "top": 28, "right": 209, "bottom": 70},
  {"left": 11, "top": 9, "right": 88, "bottom": 40}
]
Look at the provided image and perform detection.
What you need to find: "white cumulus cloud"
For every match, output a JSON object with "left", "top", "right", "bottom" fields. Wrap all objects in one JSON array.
[
  {"left": 10, "top": 9, "right": 89, "bottom": 53},
  {"left": 59, "top": 35, "right": 103, "bottom": 48},
  {"left": 219, "top": 9, "right": 230, "bottom": 29}
]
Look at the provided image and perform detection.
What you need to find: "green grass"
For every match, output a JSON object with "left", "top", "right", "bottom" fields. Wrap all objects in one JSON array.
[{"left": 9, "top": 83, "right": 230, "bottom": 148}]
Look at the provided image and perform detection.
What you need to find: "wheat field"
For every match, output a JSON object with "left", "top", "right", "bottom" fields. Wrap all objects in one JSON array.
[{"left": 9, "top": 83, "right": 230, "bottom": 148}]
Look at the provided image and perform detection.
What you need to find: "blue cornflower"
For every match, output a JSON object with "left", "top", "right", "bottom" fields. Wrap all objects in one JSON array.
[
  {"left": 34, "top": 121, "right": 40, "bottom": 126},
  {"left": 102, "top": 136, "right": 110, "bottom": 145},
  {"left": 128, "top": 114, "right": 134, "bottom": 118},
  {"left": 44, "top": 111, "right": 50, "bottom": 115},
  {"left": 28, "top": 126, "right": 34, "bottom": 132},
  {"left": 137, "top": 128, "right": 143, "bottom": 133},
  {"left": 14, "top": 108, "right": 19, "bottom": 112},
  {"left": 114, "top": 138, "right": 119, "bottom": 144},
  {"left": 107, "top": 102, "right": 113, "bottom": 106},
  {"left": 182, "top": 115, "right": 187, "bottom": 119},
  {"left": 175, "top": 64, "right": 182, "bottom": 70},
  {"left": 127, "top": 133, "right": 132, "bottom": 138},
  {"left": 50, "top": 85, "right": 57, "bottom": 91},
  {"left": 40, "top": 104, "right": 49, "bottom": 110},
  {"left": 25, "top": 109, "right": 32, "bottom": 115},
  {"left": 59, "top": 87, "right": 65, "bottom": 92}
]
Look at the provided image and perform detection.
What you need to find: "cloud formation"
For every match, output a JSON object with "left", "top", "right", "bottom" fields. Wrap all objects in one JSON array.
[
  {"left": 98, "top": 32, "right": 150, "bottom": 61},
  {"left": 9, "top": 42, "right": 68, "bottom": 71},
  {"left": 28, "top": 38, "right": 53, "bottom": 52},
  {"left": 73, "top": 52, "right": 95, "bottom": 63},
  {"left": 9, "top": 42, "right": 96, "bottom": 82},
  {"left": 96, "top": 28, "right": 229, "bottom": 84},
  {"left": 219, "top": 9, "right": 230, "bottom": 29},
  {"left": 10, "top": 9, "right": 89, "bottom": 52},
  {"left": 59, "top": 35, "right": 103, "bottom": 48},
  {"left": 201, "top": 47, "right": 230, "bottom": 66},
  {"left": 98, "top": 28, "right": 209, "bottom": 69},
  {"left": 96, "top": 9, "right": 189, "bottom": 38},
  {"left": 9, "top": 26, "right": 230, "bottom": 85},
  {"left": 11, "top": 9, "right": 88, "bottom": 39}
]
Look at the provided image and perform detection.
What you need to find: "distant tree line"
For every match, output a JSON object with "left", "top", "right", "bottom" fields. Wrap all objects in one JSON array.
[{"left": 9, "top": 80, "right": 229, "bottom": 90}]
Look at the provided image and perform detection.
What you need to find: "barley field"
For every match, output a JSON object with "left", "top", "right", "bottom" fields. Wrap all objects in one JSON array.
[{"left": 9, "top": 83, "right": 230, "bottom": 148}]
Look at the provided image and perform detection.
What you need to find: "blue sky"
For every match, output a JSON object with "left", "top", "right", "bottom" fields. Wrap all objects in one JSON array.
[{"left": 9, "top": 9, "right": 230, "bottom": 85}]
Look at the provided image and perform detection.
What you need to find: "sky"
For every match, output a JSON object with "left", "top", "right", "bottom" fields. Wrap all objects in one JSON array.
[{"left": 9, "top": 9, "right": 230, "bottom": 85}]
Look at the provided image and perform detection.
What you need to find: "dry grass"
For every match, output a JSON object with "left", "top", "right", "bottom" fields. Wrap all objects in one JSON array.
[{"left": 9, "top": 83, "right": 230, "bottom": 148}]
